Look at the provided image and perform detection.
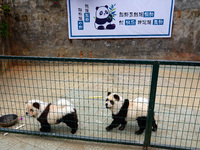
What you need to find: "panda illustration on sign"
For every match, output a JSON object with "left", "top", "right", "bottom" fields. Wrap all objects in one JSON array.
[{"left": 94, "top": 5, "right": 116, "bottom": 30}]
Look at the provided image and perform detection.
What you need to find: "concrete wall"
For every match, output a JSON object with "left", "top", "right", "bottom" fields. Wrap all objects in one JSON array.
[{"left": 0, "top": 0, "right": 200, "bottom": 60}]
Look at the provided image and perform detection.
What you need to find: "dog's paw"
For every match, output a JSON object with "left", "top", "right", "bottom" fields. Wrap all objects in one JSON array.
[
  {"left": 40, "top": 127, "right": 51, "bottom": 132},
  {"left": 135, "top": 129, "right": 144, "bottom": 135},
  {"left": 119, "top": 125, "right": 125, "bottom": 131},
  {"left": 71, "top": 129, "right": 77, "bottom": 134},
  {"left": 135, "top": 130, "right": 142, "bottom": 135},
  {"left": 152, "top": 127, "right": 157, "bottom": 132},
  {"left": 106, "top": 126, "right": 112, "bottom": 132}
]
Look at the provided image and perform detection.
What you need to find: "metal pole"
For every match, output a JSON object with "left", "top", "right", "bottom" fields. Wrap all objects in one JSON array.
[{"left": 144, "top": 61, "right": 159, "bottom": 149}]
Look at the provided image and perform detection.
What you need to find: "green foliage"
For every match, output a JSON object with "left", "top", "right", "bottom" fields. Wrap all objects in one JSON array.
[
  {"left": 0, "top": 4, "right": 11, "bottom": 37},
  {"left": 2, "top": 4, "right": 10, "bottom": 15},
  {"left": 0, "top": 20, "right": 10, "bottom": 37}
]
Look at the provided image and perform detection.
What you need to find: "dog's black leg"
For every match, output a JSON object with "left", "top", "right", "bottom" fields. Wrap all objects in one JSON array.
[
  {"left": 62, "top": 113, "right": 78, "bottom": 134},
  {"left": 152, "top": 116, "right": 157, "bottom": 132},
  {"left": 106, "top": 119, "right": 120, "bottom": 131},
  {"left": 135, "top": 117, "right": 146, "bottom": 135},
  {"left": 119, "top": 120, "right": 127, "bottom": 131},
  {"left": 64, "top": 119, "right": 78, "bottom": 134},
  {"left": 37, "top": 103, "right": 51, "bottom": 132},
  {"left": 40, "top": 123, "right": 51, "bottom": 132}
]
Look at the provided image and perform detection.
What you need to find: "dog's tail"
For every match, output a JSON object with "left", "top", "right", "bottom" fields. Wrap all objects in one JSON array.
[{"left": 134, "top": 97, "right": 149, "bottom": 104}]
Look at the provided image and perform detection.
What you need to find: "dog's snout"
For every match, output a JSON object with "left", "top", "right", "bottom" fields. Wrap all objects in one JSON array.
[{"left": 26, "top": 112, "right": 28, "bottom": 115}]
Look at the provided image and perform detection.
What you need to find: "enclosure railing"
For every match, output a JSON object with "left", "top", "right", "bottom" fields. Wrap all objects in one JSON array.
[{"left": 0, "top": 56, "right": 200, "bottom": 150}]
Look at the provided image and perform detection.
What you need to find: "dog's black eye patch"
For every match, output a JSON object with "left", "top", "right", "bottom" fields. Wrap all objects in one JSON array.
[
  {"left": 113, "top": 94, "right": 120, "bottom": 101},
  {"left": 30, "top": 109, "right": 34, "bottom": 112},
  {"left": 106, "top": 99, "right": 109, "bottom": 102},
  {"left": 107, "top": 92, "right": 111, "bottom": 96},
  {"left": 110, "top": 100, "right": 114, "bottom": 105}
]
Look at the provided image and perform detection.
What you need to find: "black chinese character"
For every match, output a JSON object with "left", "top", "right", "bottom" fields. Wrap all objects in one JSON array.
[
  {"left": 147, "top": 20, "right": 151, "bottom": 25},
  {"left": 139, "top": 12, "right": 143, "bottom": 17},
  {"left": 119, "top": 20, "right": 124, "bottom": 25},
  {"left": 124, "top": 12, "right": 129, "bottom": 17},
  {"left": 119, "top": 12, "right": 124, "bottom": 17},
  {"left": 129, "top": 12, "right": 133, "bottom": 17},
  {"left": 134, "top": 12, "right": 138, "bottom": 17}
]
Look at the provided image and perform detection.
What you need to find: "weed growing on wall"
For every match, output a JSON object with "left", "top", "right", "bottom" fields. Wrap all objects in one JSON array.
[
  {"left": 2, "top": 4, "right": 10, "bottom": 15},
  {"left": 0, "top": 4, "right": 10, "bottom": 37},
  {"left": 0, "top": 20, "right": 9, "bottom": 37}
]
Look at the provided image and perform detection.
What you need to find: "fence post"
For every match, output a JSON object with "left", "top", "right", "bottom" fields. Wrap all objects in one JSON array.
[{"left": 144, "top": 61, "right": 159, "bottom": 149}]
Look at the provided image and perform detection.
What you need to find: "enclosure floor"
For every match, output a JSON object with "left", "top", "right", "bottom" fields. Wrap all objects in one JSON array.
[
  {"left": 0, "top": 133, "right": 160, "bottom": 150},
  {"left": 0, "top": 63, "right": 199, "bottom": 149}
]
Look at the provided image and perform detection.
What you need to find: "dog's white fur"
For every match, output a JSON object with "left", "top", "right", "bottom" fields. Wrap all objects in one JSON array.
[{"left": 134, "top": 97, "right": 149, "bottom": 104}]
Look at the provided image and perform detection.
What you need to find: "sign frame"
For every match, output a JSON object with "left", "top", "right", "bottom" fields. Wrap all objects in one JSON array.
[{"left": 67, "top": 0, "right": 175, "bottom": 39}]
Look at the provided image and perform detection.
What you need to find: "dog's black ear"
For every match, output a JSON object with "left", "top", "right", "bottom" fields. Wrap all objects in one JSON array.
[
  {"left": 107, "top": 92, "right": 111, "bottom": 96},
  {"left": 33, "top": 102, "right": 40, "bottom": 109},
  {"left": 114, "top": 94, "right": 120, "bottom": 101}
]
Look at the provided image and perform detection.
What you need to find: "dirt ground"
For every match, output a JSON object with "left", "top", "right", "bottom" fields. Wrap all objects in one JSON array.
[{"left": 0, "top": 61, "right": 199, "bottom": 149}]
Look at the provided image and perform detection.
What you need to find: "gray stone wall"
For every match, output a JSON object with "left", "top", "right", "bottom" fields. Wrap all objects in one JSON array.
[{"left": 0, "top": 0, "right": 200, "bottom": 60}]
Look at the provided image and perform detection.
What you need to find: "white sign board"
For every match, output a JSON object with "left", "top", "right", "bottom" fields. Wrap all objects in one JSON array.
[{"left": 67, "top": 0, "right": 174, "bottom": 39}]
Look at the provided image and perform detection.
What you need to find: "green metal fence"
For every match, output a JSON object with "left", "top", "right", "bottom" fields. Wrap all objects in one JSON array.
[{"left": 0, "top": 56, "right": 199, "bottom": 149}]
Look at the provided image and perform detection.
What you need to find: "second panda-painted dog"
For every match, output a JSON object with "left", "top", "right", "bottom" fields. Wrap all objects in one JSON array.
[
  {"left": 105, "top": 92, "right": 157, "bottom": 135},
  {"left": 25, "top": 99, "right": 78, "bottom": 134}
]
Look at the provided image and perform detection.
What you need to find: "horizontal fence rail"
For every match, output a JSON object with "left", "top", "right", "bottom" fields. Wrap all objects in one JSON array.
[{"left": 0, "top": 56, "right": 200, "bottom": 149}]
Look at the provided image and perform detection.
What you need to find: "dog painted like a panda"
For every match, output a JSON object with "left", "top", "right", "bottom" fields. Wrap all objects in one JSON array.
[
  {"left": 105, "top": 92, "right": 157, "bottom": 135},
  {"left": 25, "top": 99, "right": 78, "bottom": 134},
  {"left": 94, "top": 5, "right": 115, "bottom": 30}
]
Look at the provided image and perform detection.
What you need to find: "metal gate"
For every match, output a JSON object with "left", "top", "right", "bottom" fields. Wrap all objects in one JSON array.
[{"left": 0, "top": 56, "right": 199, "bottom": 149}]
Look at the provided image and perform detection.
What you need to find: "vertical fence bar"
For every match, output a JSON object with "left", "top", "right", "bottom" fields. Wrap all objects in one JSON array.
[{"left": 144, "top": 61, "right": 160, "bottom": 149}]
